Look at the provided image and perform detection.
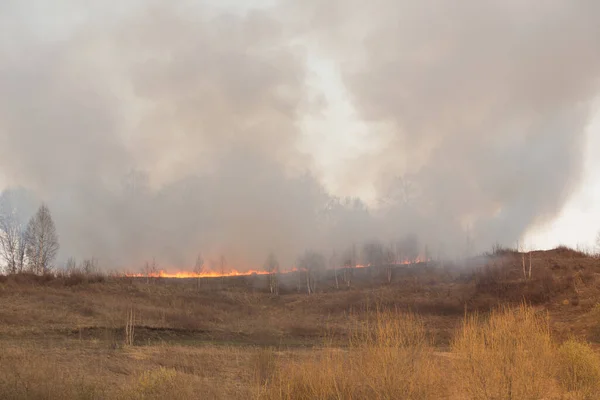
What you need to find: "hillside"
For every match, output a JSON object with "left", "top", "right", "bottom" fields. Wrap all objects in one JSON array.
[{"left": 0, "top": 247, "right": 598, "bottom": 398}]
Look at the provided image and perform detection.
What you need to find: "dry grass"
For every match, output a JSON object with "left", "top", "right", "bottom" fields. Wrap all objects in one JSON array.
[
  {"left": 0, "top": 342, "right": 260, "bottom": 399},
  {"left": 0, "top": 303, "right": 598, "bottom": 400},
  {"left": 0, "top": 248, "right": 598, "bottom": 399},
  {"left": 451, "top": 304, "right": 557, "bottom": 399},
  {"left": 557, "top": 340, "right": 600, "bottom": 399},
  {"left": 258, "top": 310, "right": 446, "bottom": 399},
  {"left": 0, "top": 344, "right": 104, "bottom": 399},
  {"left": 260, "top": 305, "right": 600, "bottom": 400}
]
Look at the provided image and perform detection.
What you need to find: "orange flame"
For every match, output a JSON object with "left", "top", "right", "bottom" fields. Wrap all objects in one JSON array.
[
  {"left": 124, "top": 257, "right": 430, "bottom": 279},
  {"left": 126, "top": 269, "right": 271, "bottom": 279}
]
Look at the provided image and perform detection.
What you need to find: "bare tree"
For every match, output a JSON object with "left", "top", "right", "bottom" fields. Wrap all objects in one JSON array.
[
  {"left": 297, "top": 250, "right": 325, "bottom": 295},
  {"left": 0, "top": 210, "right": 23, "bottom": 274},
  {"left": 363, "top": 240, "right": 385, "bottom": 267},
  {"left": 397, "top": 234, "right": 420, "bottom": 264},
  {"left": 363, "top": 240, "right": 385, "bottom": 283},
  {"left": 193, "top": 253, "right": 205, "bottom": 291},
  {"left": 82, "top": 258, "right": 98, "bottom": 275},
  {"left": 24, "top": 204, "right": 59, "bottom": 275},
  {"left": 0, "top": 195, "right": 29, "bottom": 274},
  {"left": 342, "top": 244, "right": 357, "bottom": 288},
  {"left": 595, "top": 231, "right": 600, "bottom": 257},
  {"left": 15, "top": 230, "right": 27, "bottom": 273},
  {"left": 384, "top": 244, "right": 396, "bottom": 284},
  {"left": 295, "top": 268, "right": 303, "bottom": 293},
  {"left": 264, "top": 252, "right": 280, "bottom": 295},
  {"left": 65, "top": 257, "right": 77, "bottom": 273},
  {"left": 521, "top": 250, "right": 533, "bottom": 280},
  {"left": 528, "top": 252, "right": 533, "bottom": 279},
  {"left": 219, "top": 255, "right": 227, "bottom": 275},
  {"left": 142, "top": 257, "right": 159, "bottom": 284},
  {"left": 329, "top": 250, "right": 339, "bottom": 289},
  {"left": 0, "top": 194, "right": 23, "bottom": 274},
  {"left": 218, "top": 254, "right": 227, "bottom": 286}
]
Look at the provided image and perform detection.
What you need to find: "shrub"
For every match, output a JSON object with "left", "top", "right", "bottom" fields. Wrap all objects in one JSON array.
[
  {"left": 259, "top": 310, "right": 445, "bottom": 399},
  {"left": 451, "top": 304, "right": 557, "bottom": 399},
  {"left": 557, "top": 340, "right": 600, "bottom": 399}
]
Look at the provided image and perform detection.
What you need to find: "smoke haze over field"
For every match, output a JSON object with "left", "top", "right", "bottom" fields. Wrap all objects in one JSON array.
[{"left": 0, "top": 1, "right": 599, "bottom": 270}]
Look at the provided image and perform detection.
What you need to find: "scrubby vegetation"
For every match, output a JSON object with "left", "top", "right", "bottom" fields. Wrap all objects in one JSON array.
[
  {"left": 0, "top": 247, "right": 598, "bottom": 399},
  {"left": 258, "top": 305, "right": 600, "bottom": 400}
]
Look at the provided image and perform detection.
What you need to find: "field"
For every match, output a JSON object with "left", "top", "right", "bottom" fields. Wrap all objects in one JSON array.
[{"left": 0, "top": 247, "right": 599, "bottom": 399}]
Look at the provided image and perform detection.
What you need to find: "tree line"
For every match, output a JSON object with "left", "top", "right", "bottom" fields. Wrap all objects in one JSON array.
[
  {"left": 0, "top": 204, "right": 59, "bottom": 275},
  {"left": 263, "top": 235, "right": 425, "bottom": 296}
]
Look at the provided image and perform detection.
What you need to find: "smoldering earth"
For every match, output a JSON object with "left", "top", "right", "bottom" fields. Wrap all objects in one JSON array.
[{"left": 0, "top": 0, "right": 599, "bottom": 271}]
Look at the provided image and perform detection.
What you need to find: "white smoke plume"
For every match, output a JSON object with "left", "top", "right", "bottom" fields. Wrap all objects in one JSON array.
[{"left": 0, "top": 0, "right": 598, "bottom": 270}]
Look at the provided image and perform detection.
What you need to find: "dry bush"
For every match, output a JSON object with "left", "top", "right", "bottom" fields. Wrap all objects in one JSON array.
[
  {"left": 6, "top": 272, "right": 56, "bottom": 285},
  {"left": 60, "top": 269, "right": 106, "bottom": 287},
  {"left": 554, "top": 245, "right": 589, "bottom": 258},
  {"left": 556, "top": 340, "right": 600, "bottom": 399},
  {"left": 259, "top": 310, "right": 445, "bottom": 400},
  {"left": 451, "top": 304, "right": 557, "bottom": 399},
  {"left": 473, "top": 265, "right": 573, "bottom": 306}
]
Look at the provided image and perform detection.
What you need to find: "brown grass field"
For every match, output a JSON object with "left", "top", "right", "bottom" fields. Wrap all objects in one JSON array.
[{"left": 0, "top": 247, "right": 599, "bottom": 399}]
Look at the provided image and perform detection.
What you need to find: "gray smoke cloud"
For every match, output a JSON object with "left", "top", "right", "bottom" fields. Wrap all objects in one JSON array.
[
  {"left": 0, "top": 0, "right": 321, "bottom": 269},
  {"left": 291, "top": 0, "right": 600, "bottom": 250},
  {"left": 0, "top": 0, "right": 599, "bottom": 270}
]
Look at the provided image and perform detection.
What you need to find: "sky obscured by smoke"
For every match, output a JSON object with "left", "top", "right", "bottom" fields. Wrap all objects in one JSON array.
[{"left": 1, "top": 0, "right": 599, "bottom": 270}]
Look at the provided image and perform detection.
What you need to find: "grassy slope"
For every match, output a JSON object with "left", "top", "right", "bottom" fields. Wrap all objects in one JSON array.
[{"left": 0, "top": 247, "right": 598, "bottom": 398}]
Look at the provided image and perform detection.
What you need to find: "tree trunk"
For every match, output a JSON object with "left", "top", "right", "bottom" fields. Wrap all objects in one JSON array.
[{"left": 334, "top": 267, "right": 339, "bottom": 289}]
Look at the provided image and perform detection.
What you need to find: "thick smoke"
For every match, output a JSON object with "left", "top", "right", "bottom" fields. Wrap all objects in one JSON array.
[
  {"left": 0, "top": 1, "right": 323, "bottom": 269},
  {"left": 291, "top": 0, "right": 600, "bottom": 249},
  {"left": 0, "top": 1, "right": 599, "bottom": 270}
]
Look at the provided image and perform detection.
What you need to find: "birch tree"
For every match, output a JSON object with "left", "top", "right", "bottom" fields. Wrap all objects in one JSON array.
[
  {"left": 342, "top": 244, "right": 357, "bottom": 288},
  {"left": 24, "top": 204, "right": 59, "bottom": 275},
  {"left": 329, "top": 250, "right": 339, "bottom": 289},
  {"left": 142, "top": 258, "right": 158, "bottom": 284},
  {"left": 264, "top": 252, "right": 280, "bottom": 295},
  {"left": 297, "top": 250, "right": 325, "bottom": 295},
  {"left": 193, "top": 253, "right": 205, "bottom": 291},
  {"left": 384, "top": 244, "right": 396, "bottom": 284},
  {"left": 0, "top": 211, "right": 23, "bottom": 274}
]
